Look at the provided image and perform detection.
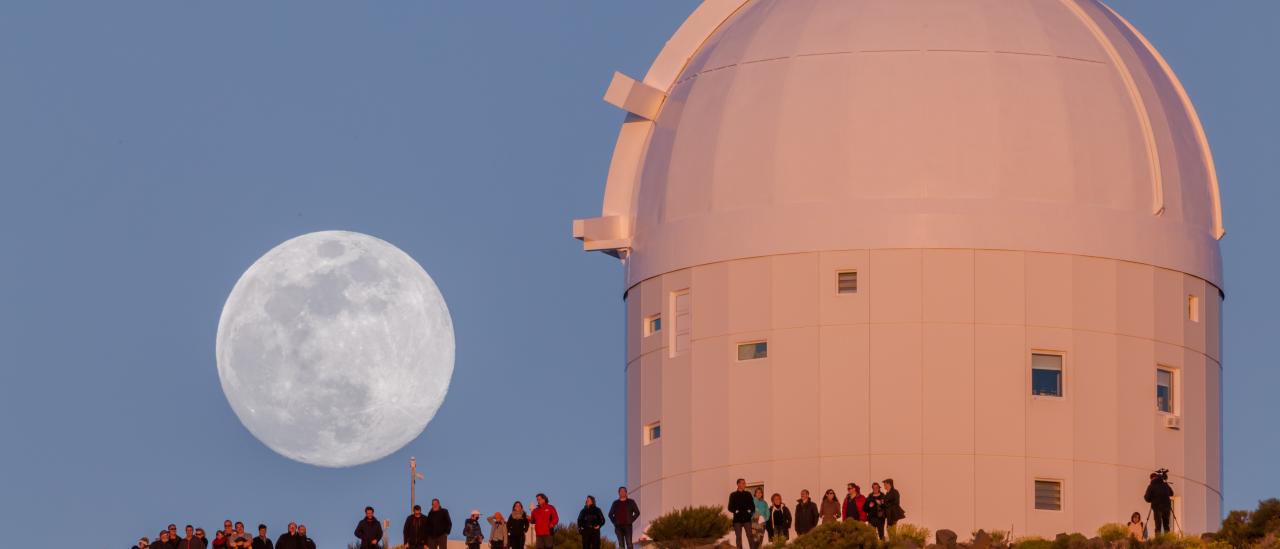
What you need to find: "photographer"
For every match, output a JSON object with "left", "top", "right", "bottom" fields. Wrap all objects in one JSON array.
[{"left": 1144, "top": 469, "right": 1175, "bottom": 535}]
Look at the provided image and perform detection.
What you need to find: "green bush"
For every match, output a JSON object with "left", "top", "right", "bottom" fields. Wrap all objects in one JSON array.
[
  {"left": 524, "top": 524, "right": 617, "bottom": 549},
  {"left": 1097, "top": 522, "right": 1130, "bottom": 542},
  {"left": 644, "top": 505, "right": 733, "bottom": 549},
  {"left": 787, "top": 520, "right": 882, "bottom": 549},
  {"left": 1216, "top": 499, "right": 1280, "bottom": 548},
  {"left": 764, "top": 534, "right": 790, "bottom": 548},
  {"left": 887, "top": 523, "right": 929, "bottom": 547},
  {"left": 1011, "top": 537, "right": 1053, "bottom": 549},
  {"left": 1051, "top": 532, "right": 1089, "bottom": 549}
]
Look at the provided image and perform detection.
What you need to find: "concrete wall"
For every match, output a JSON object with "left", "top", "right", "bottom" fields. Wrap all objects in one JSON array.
[{"left": 623, "top": 249, "right": 1221, "bottom": 539}]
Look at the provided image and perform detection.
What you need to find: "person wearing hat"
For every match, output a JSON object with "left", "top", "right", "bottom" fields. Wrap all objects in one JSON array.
[
  {"left": 425, "top": 498, "right": 453, "bottom": 549},
  {"left": 404, "top": 505, "right": 430, "bottom": 549},
  {"left": 463, "top": 510, "right": 485, "bottom": 549},
  {"left": 486, "top": 511, "right": 508, "bottom": 549}
]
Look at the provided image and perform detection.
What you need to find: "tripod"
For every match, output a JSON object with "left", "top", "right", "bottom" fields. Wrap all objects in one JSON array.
[{"left": 1145, "top": 505, "right": 1181, "bottom": 537}]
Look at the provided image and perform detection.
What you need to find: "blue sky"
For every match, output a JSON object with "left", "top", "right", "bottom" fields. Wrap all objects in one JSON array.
[{"left": 0, "top": 2, "right": 1275, "bottom": 547}]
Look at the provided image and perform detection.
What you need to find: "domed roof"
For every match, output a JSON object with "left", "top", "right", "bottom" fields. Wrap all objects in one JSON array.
[{"left": 583, "top": 0, "right": 1223, "bottom": 288}]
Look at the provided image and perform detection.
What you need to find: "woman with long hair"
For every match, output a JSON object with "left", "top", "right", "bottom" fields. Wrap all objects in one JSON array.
[
  {"left": 819, "top": 489, "right": 841, "bottom": 525},
  {"left": 577, "top": 495, "right": 606, "bottom": 549},
  {"left": 750, "top": 487, "right": 769, "bottom": 549},
  {"left": 765, "top": 493, "right": 792, "bottom": 542},
  {"left": 507, "top": 501, "right": 530, "bottom": 549},
  {"left": 864, "top": 482, "right": 887, "bottom": 540},
  {"left": 883, "top": 478, "right": 905, "bottom": 536}
]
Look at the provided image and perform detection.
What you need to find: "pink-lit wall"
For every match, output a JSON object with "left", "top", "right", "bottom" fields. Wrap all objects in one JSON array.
[{"left": 624, "top": 249, "right": 1220, "bottom": 538}]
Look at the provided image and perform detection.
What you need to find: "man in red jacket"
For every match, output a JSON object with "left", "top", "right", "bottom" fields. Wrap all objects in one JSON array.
[{"left": 530, "top": 493, "right": 559, "bottom": 548}]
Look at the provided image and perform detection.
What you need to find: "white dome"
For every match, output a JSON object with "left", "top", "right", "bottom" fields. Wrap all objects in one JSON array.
[{"left": 587, "top": 0, "right": 1224, "bottom": 289}]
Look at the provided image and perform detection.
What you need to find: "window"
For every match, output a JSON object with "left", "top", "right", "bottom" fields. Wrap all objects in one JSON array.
[
  {"left": 1188, "top": 295, "right": 1200, "bottom": 322},
  {"left": 670, "top": 290, "right": 691, "bottom": 357},
  {"left": 1157, "top": 368, "right": 1175, "bottom": 414},
  {"left": 645, "top": 314, "right": 661, "bottom": 336},
  {"left": 737, "top": 341, "right": 768, "bottom": 361},
  {"left": 644, "top": 421, "right": 661, "bottom": 445},
  {"left": 1031, "top": 353, "right": 1063, "bottom": 397},
  {"left": 837, "top": 270, "right": 858, "bottom": 294},
  {"left": 1034, "top": 480, "right": 1063, "bottom": 511}
]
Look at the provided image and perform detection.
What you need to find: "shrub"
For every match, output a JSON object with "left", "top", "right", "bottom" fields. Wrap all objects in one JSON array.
[
  {"left": 1051, "top": 532, "right": 1089, "bottom": 549},
  {"left": 644, "top": 506, "right": 733, "bottom": 549},
  {"left": 1216, "top": 499, "right": 1280, "bottom": 548},
  {"left": 764, "top": 534, "right": 790, "bottom": 548},
  {"left": 1011, "top": 537, "right": 1053, "bottom": 549},
  {"left": 525, "top": 524, "right": 618, "bottom": 549},
  {"left": 888, "top": 523, "right": 929, "bottom": 547},
  {"left": 1097, "top": 522, "right": 1130, "bottom": 542},
  {"left": 788, "top": 520, "right": 882, "bottom": 549}
]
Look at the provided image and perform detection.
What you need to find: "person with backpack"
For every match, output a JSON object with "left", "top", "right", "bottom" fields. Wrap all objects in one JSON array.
[{"left": 464, "top": 510, "right": 485, "bottom": 549}]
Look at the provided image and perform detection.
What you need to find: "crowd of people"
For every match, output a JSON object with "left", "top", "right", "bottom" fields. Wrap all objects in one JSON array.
[
  {"left": 131, "top": 521, "right": 315, "bottom": 549},
  {"left": 726, "top": 477, "right": 905, "bottom": 548}
]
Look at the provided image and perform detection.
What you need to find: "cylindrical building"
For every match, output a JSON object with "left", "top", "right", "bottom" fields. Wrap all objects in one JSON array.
[{"left": 575, "top": 0, "right": 1224, "bottom": 538}]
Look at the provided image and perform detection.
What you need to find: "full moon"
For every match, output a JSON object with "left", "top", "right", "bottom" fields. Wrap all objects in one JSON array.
[{"left": 215, "top": 231, "right": 454, "bottom": 467}]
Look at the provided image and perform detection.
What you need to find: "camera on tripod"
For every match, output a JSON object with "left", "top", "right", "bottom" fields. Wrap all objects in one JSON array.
[{"left": 1153, "top": 468, "right": 1170, "bottom": 482}]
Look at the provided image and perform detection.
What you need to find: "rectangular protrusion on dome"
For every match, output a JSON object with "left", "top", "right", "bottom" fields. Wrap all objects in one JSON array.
[
  {"left": 603, "top": 71, "right": 666, "bottom": 120},
  {"left": 573, "top": 215, "right": 631, "bottom": 252}
]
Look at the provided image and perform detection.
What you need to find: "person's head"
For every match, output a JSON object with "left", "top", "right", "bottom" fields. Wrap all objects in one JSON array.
[
  {"left": 365, "top": 506, "right": 375, "bottom": 519},
  {"left": 138, "top": 537, "right": 150, "bottom": 548},
  {"left": 169, "top": 524, "right": 179, "bottom": 538},
  {"left": 771, "top": 493, "right": 783, "bottom": 506},
  {"left": 618, "top": 486, "right": 629, "bottom": 499},
  {"left": 223, "top": 520, "right": 233, "bottom": 532},
  {"left": 586, "top": 495, "right": 596, "bottom": 507},
  {"left": 513, "top": 501, "right": 525, "bottom": 514},
  {"left": 871, "top": 482, "right": 882, "bottom": 495},
  {"left": 195, "top": 528, "right": 206, "bottom": 540},
  {"left": 737, "top": 478, "right": 747, "bottom": 491},
  {"left": 214, "top": 530, "right": 224, "bottom": 540},
  {"left": 160, "top": 532, "right": 170, "bottom": 542},
  {"left": 853, "top": 483, "right": 862, "bottom": 495},
  {"left": 471, "top": 510, "right": 481, "bottom": 519},
  {"left": 800, "top": 489, "right": 810, "bottom": 502},
  {"left": 288, "top": 523, "right": 298, "bottom": 535},
  {"left": 258, "top": 524, "right": 267, "bottom": 537},
  {"left": 493, "top": 511, "right": 505, "bottom": 522},
  {"left": 883, "top": 478, "right": 894, "bottom": 491},
  {"left": 847, "top": 482, "right": 856, "bottom": 495},
  {"left": 824, "top": 489, "right": 837, "bottom": 502},
  {"left": 185, "top": 525, "right": 194, "bottom": 537},
  {"left": 413, "top": 504, "right": 423, "bottom": 516},
  {"left": 431, "top": 498, "right": 441, "bottom": 511},
  {"left": 1131, "top": 512, "right": 1142, "bottom": 523},
  {"left": 536, "top": 493, "right": 549, "bottom": 505},
  {"left": 235, "top": 522, "right": 245, "bottom": 534},
  {"left": 298, "top": 525, "right": 307, "bottom": 536},
  {"left": 753, "top": 487, "right": 764, "bottom": 499}
]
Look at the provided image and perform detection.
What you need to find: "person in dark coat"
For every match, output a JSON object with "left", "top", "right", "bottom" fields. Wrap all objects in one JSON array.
[
  {"left": 179, "top": 525, "right": 206, "bottom": 549},
  {"left": 864, "top": 482, "right": 887, "bottom": 540},
  {"left": 609, "top": 486, "right": 641, "bottom": 549},
  {"left": 793, "top": 489, "right": 819, "bottom": 536},
  {"left": 1144, "top": 472, "right": 1175, "bottom": 535},
  {"left": 765, "top": 493, "right": 792, "bottom": 542},
  {"left": 507, "top": 501, "right": 530, "bottom": 549},
  {"left": 578, "top": 495, "right": 607, "bottom": 549},
  {"left": 251, "top": 525, "right": 274, "bottom": 549},
  {"left": 727, "top": 478, "right": 756, "bottom": 549},
  {"left": 425, "top": 498, "right": 453, "bottom": 549},
  {"left": 155, "top": 530, "right": 176, "bottom": 549},
  {"left": 297, "top": 525, "right": 315, "bottom": 549},
  {"left": 463, "top": 510, "right": 485, "bottom": 549},
  {"left": 355, "top": 506, "right": 384, "bottom": 549},
  {"left": 275, "top": 523, "right": 302, "bottom": 549},
  {"left": 404, "top": 505, "right": 430, "bottom": 549},
  {"left": 883, "top": 479, "right": 905, "bottom": 534}
]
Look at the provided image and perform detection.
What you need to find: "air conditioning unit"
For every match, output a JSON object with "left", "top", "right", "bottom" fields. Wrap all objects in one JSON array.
[{"left": 1162, "top": 415, "right": 1182, "bottom": 430}]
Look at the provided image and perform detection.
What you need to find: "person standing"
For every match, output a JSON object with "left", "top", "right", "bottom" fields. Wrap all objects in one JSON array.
[
  {"left": 530, "top": 493, "right": 560, "bottom": 549},
  {"left": 251, "top": 525, "right": 274, "bottom": 549},
  {"left": 578, "top": 495, "right": 606, "bottom": 549},
  {"left": 212, "top": 530, "right": 227, "bottom": 549},
  {"left": 228, "top": 523, "right": 253, "bottom": 549},
  {"left": 883, "top": 479, "right": 905, "bottom": 535},
  {"left": 507, "top": 502, "right": 530, "bottom": 549},
  {"left": 865, "top": 482, "right": 887, "bottom": 540},
  {"left": 194, "top": 529, "right": 209, "bottom": 549},
  {"left": 819, "top": 489, "right": 841, "bottom": 525},
  {"left": 464, "top": 510, "right": 485, "bottom": 549},
  {"left": 751, "top": 488, "right": 769, "bottom": 549},
  {"left": 1144, "top": 472, "right": 1175, "bottom": 535},
  {"left": 726, "top": 479, "right": 756, "bottom": 549},
  {"left": 608, "top": 486, "right": 641, "bottom": 549},
  {"left": 179, "top": 525, "right": 204, "bottom": 549},
  {"left": 154, "top": 530, "right": 175, "bottom": 549},
  {"left": 169, "top": 525, "right": 182, "bottom": 547},
  {"left": 794, "top": 490, "right": 818, "bottom": 536},
  {"left": 297, "top": 525, "right": 315, "bottom": 549},
  {"left": 765, "top": 493, "right": 792, "bottom": 542},
  {"left": 355, "top": 506, "right": 384, "bottom": 549},
  {"left": 404, "top": 505, "right": 429, "bottom": 549},
  {"left": 487, "top": 512, "right": 508, "bottom": 549},
  {"left": 425, "top": 498, "right": 453, "bottom": 549},
  {"left": 1127, "top": 511, "right": 1147, "bottom": 541},
  {"left": 275, "top": 523, "right": 302, "bottom": 549}
]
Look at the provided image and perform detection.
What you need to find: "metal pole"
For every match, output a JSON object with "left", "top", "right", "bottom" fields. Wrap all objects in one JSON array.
[{"left": 410, "top": 457, "right": 417, "bottom": 511}]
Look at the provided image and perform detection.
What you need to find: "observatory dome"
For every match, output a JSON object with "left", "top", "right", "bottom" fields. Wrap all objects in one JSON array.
[{"left": 615, "top": 0, "right": 1223, "bottom": 289}]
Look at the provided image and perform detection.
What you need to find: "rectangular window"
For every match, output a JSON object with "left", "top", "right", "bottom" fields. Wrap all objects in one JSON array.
[
  {"left": 737, "top": 341, "right": 768, "bottom": 361},
  {"left": 644, "top": 421, "right": 661, "bottom": 445},
  {"left": 1157, "top": 368, "right": 1175, "bottom": 414},
  {"left": 645, "top": 314, "right": 661, "bottom": 336},
  {"left": 670, "top": 290, "right": 691, "bottom": 357},
  {"left": 837, "top": 270, "right": 858, "bottom": 294},
  {"left": 1031, "top": 353, "right": 1063, "bottom": 397},
  {"left": 1188, "top": 295, "right": 1200, "bottom": 322},
  {"left": 1034, "top": 480, "right": 1063, "bottom": 511}
]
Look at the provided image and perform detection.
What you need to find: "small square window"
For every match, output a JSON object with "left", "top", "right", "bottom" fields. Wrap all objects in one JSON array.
[
  {"left": 1034, "top": 480, "right": 1063, "bottom": 511},
  {"left": 737, "top": 341, "right": 768, "bottom": 361},
  {"left": 644, "top": 421, "right": 661, "bottom": 445},
  {"left": 645, "top": 314, "right": 661, "bottom": 336},
  {"left": 1157, "top": 368, "right": 1175, "bottom": 414},
  {"left": 1031, "top": 353, "right": 1063, "bottom": 397},
  {"left": 837, "top": 271, "right": 858, "bottom": 294},
  {"left": 1188, "top": 295, "right": 1200, "bottom": 322}
]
